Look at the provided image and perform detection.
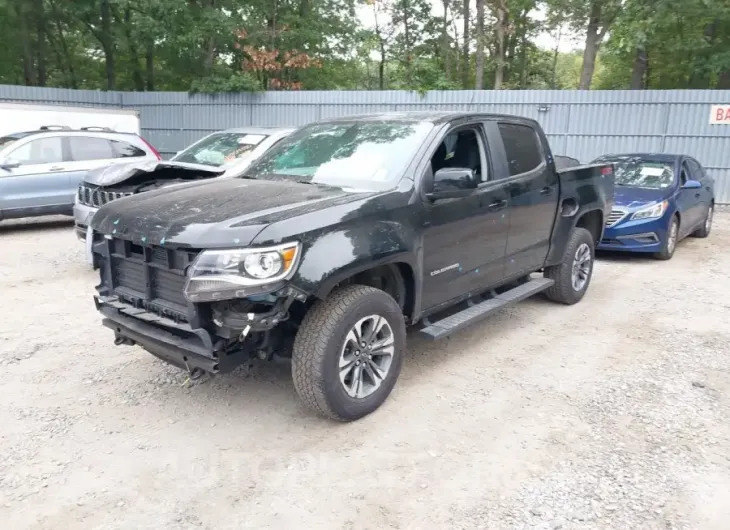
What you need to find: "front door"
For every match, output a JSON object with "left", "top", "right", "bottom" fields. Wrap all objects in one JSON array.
[
  {"left": 674, "top": 160, "right": 702, "bottom": 237},
  {"left": 420, "top": 125, "right": 510, "bottom": 311},
  {"left": 492, "top": 122, "right": 558, "bottom": 277}
]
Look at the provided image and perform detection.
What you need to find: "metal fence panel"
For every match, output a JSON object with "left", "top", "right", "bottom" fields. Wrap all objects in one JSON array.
[{"left": 1, "top": 85, "right": 729, "bottom": 201}]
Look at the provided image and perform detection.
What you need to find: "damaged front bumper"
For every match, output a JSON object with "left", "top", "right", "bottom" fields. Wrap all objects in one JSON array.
[{"left": 95, "top": 286, "right": 306, "bottom": 375}]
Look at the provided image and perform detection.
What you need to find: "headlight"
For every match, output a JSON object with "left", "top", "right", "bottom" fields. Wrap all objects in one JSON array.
[
  {"left": 184, "top": 242, "right": 300, "bottom": 302},
  {"left": 631, "top": 200, "right": 668, "bottom": 221}
]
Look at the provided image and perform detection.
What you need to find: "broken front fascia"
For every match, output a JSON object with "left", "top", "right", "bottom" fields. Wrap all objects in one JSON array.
[
  {"left": 96, "top": 284, "right": 309, "bottom": 375},
  {"left": 84, "top": 160, "right": 224, "bottom": 187}
]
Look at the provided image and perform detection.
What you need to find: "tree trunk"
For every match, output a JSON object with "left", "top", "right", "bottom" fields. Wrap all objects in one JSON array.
[
  {"left": 551, "top": 26, "right": 561, "bottom": 89},
  {"left": 461, "top": 0, "right": 470, "bottom": 89},
  {"left": 50, "top": 0, "right": 77, "bottom": 88},
  {"left": 146, "top": 40, "right": 154, "bottom": 91},
  {"left": 688, "top": 20, "right": 716, "bottom": 89},
  {"left": 123, "top": 8, "right": 145, "bottom": 91},
  {"left": 403, "top": 1, "right": 412, "bottom": 87},
  {"left": 578, "top": 2, "right": 603, "bottom": 90},
  {"left": 474, "top": 0, "right": 484, "bottom": 89},
  {"left": 379, "top": 42, "right": 386, "bottom": 90},
  {"left": 719, "top": 70, "right": 730, "bottom": 89},
  {"left": 493, "top": 2, "right": 507, "bottom": 90},
  {"left": 35, "top": 0, "right": 46, "bottom": 86},
  {"left": 203, "top": 0, "right": 217, "bottom": 73},
  {"left": 17, "top": 1, "right": 36, "bottom": 85},
  {"left": 100, "top": 0, "right": 115, "bottom": 90},
  {"left": 519, "top": 33, "right": 528, "bottom": 89},
  {"left": 630, "top": 47, "right": 647, "bottom": 89},
  {"left": 441, "top": 0, "right": 450, "bottom": 79}
]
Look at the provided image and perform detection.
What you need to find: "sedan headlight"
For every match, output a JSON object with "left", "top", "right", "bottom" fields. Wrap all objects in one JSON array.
[
  {"left": 631, "top": 200, "right": 668, "bottom": 221},
  {"left": 184, "top": 242, "right": 300, "bottom": 302}
]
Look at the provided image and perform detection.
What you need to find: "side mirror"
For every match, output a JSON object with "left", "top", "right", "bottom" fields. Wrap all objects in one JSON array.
[
  {"left": 0, "top": 159, "right": 20, "bottom": 170},
  {"left": 682, "top": 179, "right": 702, "bottom": 189},
  {"left": 426, "top": 168, "right": 477, "bottom": 201}
]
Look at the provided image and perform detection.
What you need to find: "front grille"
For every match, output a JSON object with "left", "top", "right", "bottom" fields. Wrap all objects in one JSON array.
[
  {"left": 107, "top": 239, "right": 198, "bottom": 323},
  {"left": 78, "top": 184, "right": 133, "bottom": 208},
  {"left": 605, "top": 209, "right": 627, "bottom": 227}
]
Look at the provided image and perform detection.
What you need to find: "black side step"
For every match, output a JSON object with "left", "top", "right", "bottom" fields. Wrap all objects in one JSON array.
[{"left": 418, "top": 277, "right": 554, "bottom": 340}]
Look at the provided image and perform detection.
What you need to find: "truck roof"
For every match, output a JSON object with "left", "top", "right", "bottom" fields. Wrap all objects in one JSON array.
[{"left": 321, "top": 111, "right": 538, "bottom": 125}]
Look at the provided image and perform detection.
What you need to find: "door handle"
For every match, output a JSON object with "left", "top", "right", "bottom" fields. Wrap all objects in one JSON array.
[
  {"left": 540, "top": 186, "right": 552, "bottom": 195},
  {"left": 695, "top": 193, "right": 701, "bottom": 198},
  {"left": 487, "top": 199, "right": 507, "bottom": 211}
]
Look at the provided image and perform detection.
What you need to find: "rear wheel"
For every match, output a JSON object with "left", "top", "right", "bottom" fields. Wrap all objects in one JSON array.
[
  {"left": 543, "top": 227, "right": 595, "bottom": 305},
  {"left": 692, "top": 204, "right": 713, "bottom": 238},
  {"left": 654, "top": 215, "right": 679, "bottom": 260},
  {"left": 292, "top": 285, "right": 406, "bottom": 421}
]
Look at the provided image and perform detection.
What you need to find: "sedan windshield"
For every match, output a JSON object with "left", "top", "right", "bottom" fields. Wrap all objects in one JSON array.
[
  {"left": 595, "top": 156, "right": 675, "bottom": 189},
  {"left": 172, "top": 132, "right": 268, "bottom": 167},
  {"left": 243, "top": 121, "right": 435, "bottom": 191}
]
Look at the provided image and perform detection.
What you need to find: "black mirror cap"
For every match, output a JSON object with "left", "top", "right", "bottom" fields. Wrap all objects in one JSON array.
[{"left": 427, "top": 167, "right": 477, "bottom": 201}]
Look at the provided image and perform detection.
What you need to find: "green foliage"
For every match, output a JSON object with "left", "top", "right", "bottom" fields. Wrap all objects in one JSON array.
[{"left": 0, "top": 0, "right": 727, "bottom": 92}]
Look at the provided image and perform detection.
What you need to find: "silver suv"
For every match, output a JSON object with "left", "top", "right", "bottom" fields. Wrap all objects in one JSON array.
[{"left": 0, "top": 126, "right": 159, "bottom": 223}]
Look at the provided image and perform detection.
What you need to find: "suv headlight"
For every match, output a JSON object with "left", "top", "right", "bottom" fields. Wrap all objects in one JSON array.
[
  {"left": 184, "top": 242, "right": 300, "bottom": 302},
  {"left": 631, "top": 200, "right": 668, "bottom": 221}
]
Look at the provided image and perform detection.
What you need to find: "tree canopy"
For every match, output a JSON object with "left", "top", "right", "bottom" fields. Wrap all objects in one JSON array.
[{"left": 0, "top": 0, "right": 727, "bottom": 92}]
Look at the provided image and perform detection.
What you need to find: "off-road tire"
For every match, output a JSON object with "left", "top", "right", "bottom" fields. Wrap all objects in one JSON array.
[
  {"left": 692, "top": 203, "right": 713, "bottom": 238},
  {"left": 292, "top": 285, "right": 406, "bottom": 421},
  {"left": 543, "top": 227, "right": 595, "bottom": 305},
  {"left": 653, "top": 215, "right": 679, "bottom": 260}
]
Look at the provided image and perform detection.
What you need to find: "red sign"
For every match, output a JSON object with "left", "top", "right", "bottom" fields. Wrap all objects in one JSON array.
[{"left": 710, "top": 105, "right": 730, "bottom": 124}]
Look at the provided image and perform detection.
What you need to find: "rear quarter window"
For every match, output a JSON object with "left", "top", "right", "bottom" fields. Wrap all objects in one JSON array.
[
  {"left": 497, "top": 123, "right": 544, "bottom": 176},
  {"left": 111, "top": 139, "right": 147, "bottom": 158}
]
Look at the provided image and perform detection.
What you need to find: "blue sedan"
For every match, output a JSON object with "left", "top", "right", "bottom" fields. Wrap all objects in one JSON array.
[{"left": 592, "top": 153, "right": 715, "bottom": 260}]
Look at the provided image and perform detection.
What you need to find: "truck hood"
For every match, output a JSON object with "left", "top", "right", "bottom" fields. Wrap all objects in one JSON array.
[
  {"left": 90, "top": 177, "right": 373, "bottom": 248},
  {"left": 84, "top": 160, "right": 224, "bottom": 186},
  {"left": 613, "top": 185, "right": 672, "bottom": 209}
]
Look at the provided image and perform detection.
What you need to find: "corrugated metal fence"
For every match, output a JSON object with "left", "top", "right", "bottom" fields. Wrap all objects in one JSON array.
[{"left": 1, "top": 85, "right": 729, "bottom": 202}]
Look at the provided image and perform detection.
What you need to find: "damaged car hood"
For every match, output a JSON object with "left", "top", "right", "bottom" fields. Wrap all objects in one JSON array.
[
  {"left": 90, "top": 177, "right": 374, "bottom": 248},
  {"left": 84, "top": 160, "right": 225, "bottom": 187}
]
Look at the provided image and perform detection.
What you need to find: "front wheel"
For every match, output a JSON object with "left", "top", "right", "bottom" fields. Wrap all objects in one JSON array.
[
  {"left": 543, "top": 227, "right": 595, "bottom": 305},
  {"left": 653, "top": 215, "right": 679, "bottom": 260},
  {"left": 292, "top": 285, "right": 406, "bottom": 421}
]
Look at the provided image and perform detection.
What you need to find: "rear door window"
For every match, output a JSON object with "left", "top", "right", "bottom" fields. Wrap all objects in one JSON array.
[
  {"left": 69, "top": 137, "right": 116, "bottom": 161},
  {"left": 7, "top": 137, "right": 64, "bottom": 164},
  {"left": 497, "top": 123, "right": 544, "bottom": 176}
]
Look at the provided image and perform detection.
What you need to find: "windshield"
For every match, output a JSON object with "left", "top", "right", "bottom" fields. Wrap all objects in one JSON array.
[
  {"left": 243, "top": 121, "right": 435, "bottom": 191},
  {"left": 595, "top": 157, "right": 675, "bottom": 189},
  {"left": 172, "top": 132, "right": 268, "bottom": 167}
]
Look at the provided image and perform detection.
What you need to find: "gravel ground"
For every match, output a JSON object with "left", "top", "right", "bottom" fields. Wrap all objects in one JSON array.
[{"left": 1, "top": 213, "right": 729, "bottom": 530}]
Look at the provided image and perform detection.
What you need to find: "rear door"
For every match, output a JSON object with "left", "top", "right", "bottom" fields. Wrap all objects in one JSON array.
[
  {"left": 489, "top": 121, "right": 557, "bottom": 278},
  {"left": 420, "top": 123, "right": 510, "bottom": 311},
  {"left": 0, "top": 135, "right": 70, "bottom": 214},
  {"left": 65, "top": 136, "right": 143, "bottom": 193}
]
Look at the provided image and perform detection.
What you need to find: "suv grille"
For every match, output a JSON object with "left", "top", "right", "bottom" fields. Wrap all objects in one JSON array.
[
  {"left": 605, "top": 209, "right": 627, "bottom": 227},
  {"left": 107, "top": 239, "right": 198, "bottom": 323},
  {"left": 78, "top": 184, "right": 133, "bottom": 208}
]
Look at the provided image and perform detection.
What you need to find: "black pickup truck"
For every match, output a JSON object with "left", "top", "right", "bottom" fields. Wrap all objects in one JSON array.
[{"left": 89, "top": 112, "right": 614, "bottom": 421}]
